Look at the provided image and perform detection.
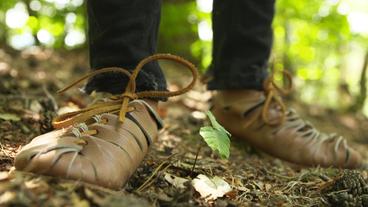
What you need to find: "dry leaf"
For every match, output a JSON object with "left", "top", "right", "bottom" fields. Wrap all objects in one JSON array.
[
  {"left": 57, "top": 103, "right": 80, "bottom": 115},
  {"left": 191, "top": 174, "right": 232, "bottom": 201},
  {"left": 30, "top": 100, "right": 43, "bottom": 113},
  {"left": 0, "top": 191, "right": 16, "bottom": 205},
  {"left": 0, "top": 172, "right": 9, "bottom": 181},
  {"left": 25, "top": 179, "right": 50, "bottom": 194},
  {"left": 164, "top": 173, "right": 189, "bottom": 189}
]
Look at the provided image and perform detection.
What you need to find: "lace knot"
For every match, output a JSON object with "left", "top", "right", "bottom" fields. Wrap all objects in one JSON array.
[
  {"left": 261, "top": 70, "right": 293, "bottom": 126},
  {"left": 52, "top": 54, "right": 198, "bottom": 129},
  {"left": 121, "top": 92, "right": 138, "bottom": 100},
  {"left": 263, "top": 78, "right": 275, "bottom": 94}
]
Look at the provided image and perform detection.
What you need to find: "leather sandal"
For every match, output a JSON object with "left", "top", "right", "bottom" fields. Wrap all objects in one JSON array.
[
  {"left": 211, "top": 71, "right": 364, "bottom": 169},
  {"left": 15, "top": 54, "right": 198, "bottom": 189}
]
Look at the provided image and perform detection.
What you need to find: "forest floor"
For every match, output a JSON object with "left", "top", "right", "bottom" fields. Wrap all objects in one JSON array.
[{"left": 1, "top": 48, "right": 368, "bottom": 207}]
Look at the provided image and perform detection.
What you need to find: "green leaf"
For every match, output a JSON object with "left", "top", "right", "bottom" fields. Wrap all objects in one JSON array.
[
  {"left": 0, "top": 113, "right": 21, "bottom": 121},
  {"left": 206, "top": 111, "right": 231, "bottom": 136},
  {"left": 199, "top": 111, "right": 231, "bottom": 159}
]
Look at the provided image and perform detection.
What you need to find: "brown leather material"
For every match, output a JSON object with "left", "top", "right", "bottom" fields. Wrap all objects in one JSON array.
[
  {"left": 14, "top": 100, "right": 160, "bottom": 189},
  {"left": 14, "top": 54, "right": 198, "bottom": 190},
  {"left": 212, "top": 90, "right": 363, "bottom": 169}
]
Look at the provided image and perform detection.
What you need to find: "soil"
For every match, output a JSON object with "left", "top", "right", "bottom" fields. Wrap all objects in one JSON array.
[{"left": 1, "top": 48, "right": 368, "bottom": 207}]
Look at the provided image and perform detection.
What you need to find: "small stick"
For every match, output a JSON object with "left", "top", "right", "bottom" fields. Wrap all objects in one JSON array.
[
  {"left": 43, "top": 84, "right": 58, "bottom": 111},
  {"left": 190, "top": 145, "right": 201, "bottom": 177},
  {"left": 136, "top": 161, "right": 170, "bottom": 192}
]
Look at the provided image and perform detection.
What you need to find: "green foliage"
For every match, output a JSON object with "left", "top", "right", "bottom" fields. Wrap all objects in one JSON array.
[
  {"left": 1, "top": 0, "right": 368, "bottom": 113},
  {"left": 199, "top": 111, "right": 231, "bottom": 159},
  {"left": 190, "top": 7, "right": 212, "bottom": 71},
  {"left": 0, "top": 0, "right": 86, "bottom": 49},
  {"left": 272, "top": 0, "right": 368, "bottom": 112},
  {"left": 158, "top": 1, "right": 197, "bottom": 60},
  {"left": 159, "top": 1, "right": 212, "bottom": 69}
]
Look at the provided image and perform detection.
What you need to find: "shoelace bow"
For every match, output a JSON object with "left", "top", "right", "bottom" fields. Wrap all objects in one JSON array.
[
  {"left": 260, "top": 70, "right": 293, "bottom": 126},
  {"left": 52, "top": 54, "right": 198, "bottom": 129},
  {"left": 261, "top": 72, "right": 356, "bottom": 164}
]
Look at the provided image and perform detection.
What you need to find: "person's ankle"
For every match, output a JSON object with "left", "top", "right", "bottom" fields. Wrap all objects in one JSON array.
[
  {"left": 213, "top": 89, "right": 265, "bottom": 105},
  {"left": 215, "top": 89, "right": 263, "bottom": 95},
  {"left": 143, "top": 99, "right": 159, "bottom": 112}
]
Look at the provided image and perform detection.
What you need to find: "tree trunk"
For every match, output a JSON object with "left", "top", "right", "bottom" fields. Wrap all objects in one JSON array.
[
  {"left": 351, "top": 50, "right": 368, "bottom": 112},
  {"left": 23, "top": 0, "right": 40, "bottom": 46}
]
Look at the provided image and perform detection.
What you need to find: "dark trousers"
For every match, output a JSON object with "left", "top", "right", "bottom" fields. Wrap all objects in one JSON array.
[{"left": 85, "top": 0, "right": 275, "bottom": 95}]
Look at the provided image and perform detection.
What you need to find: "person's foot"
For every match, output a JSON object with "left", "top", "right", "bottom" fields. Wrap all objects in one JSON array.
[
  {"left": 211, "top": 77, "right": 364, "bottom": 169},
  {"left": 15, "top": 99, "right": 160, "bottom": 189},
  {"left": 14, "top": 54, "right": 198, "bottom": 189}
]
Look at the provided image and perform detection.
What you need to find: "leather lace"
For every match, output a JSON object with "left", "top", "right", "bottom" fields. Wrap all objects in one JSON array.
[
  {"left": 52, "top": 54, "right": 198, "bottom": 129},
  {"left": 260, "top": 70, "right": 293, "bottom": 126}
]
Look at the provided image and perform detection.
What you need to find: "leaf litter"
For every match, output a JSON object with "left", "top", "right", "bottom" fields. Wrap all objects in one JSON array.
[{"left": 1, "top": 48, "right": 368, "bottom": 206}]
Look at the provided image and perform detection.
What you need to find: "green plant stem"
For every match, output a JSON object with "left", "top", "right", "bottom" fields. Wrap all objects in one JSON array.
[{"left": 190, "top": 145, "right": 201, "bottom": 177}]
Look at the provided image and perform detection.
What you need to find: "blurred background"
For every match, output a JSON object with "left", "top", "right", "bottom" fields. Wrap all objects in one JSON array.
[{"left": 0, "top": 0, "right": 368, "bottom": 114}]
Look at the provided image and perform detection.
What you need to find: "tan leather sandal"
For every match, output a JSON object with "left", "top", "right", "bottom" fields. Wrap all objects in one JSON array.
[
  {"left": 15, "top": 54, "right": 198, "bottom": 189},
  {"left": 211, "top": 72, "right": 364, "bottom": 169}
]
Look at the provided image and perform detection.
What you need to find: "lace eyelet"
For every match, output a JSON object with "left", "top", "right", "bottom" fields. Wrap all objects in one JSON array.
[
  {"left": 101, "top": 118, "right": 108, "bottom": 124},
  {"left": 93, "top": 115, "right": 102, "bottom": 123},
  {"left": 72, "top": 127, "right": 82, "bottom": 137},
  {"left": 74, "top": 138, "right": 88, "bottom": 146}
]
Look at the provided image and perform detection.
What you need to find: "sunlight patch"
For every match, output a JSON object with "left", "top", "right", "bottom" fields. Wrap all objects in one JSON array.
[
  {"left": 65, "top": 29, "right": 86, "bottom": 47},
  {"left": 37, "top": 29, "right": 55, "bottom": 46},
  {"left": 9, "top": 33, "right": 35, "bottom": 50},
  {"left": 196, "top": 0, "right": 213, "bottom": 13},
  {"left": 5, "top": 3, "right": 29, "bottom": 29},
  {"left": 198, "top": 21, "right": 212, "bottom": 41}
]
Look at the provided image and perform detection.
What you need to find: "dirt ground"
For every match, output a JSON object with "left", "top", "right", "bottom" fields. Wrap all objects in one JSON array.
[{"left": 1, "top": 48, "right": 368, "bottom": 207}]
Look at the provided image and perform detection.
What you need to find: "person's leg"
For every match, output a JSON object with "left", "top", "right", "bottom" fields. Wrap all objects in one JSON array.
[
  {"left": 14, "top": 0, "right": 197, "bottom": 189},
  {"left": 210, "top": 0, "right": 364, "bottom": 169},
  {"left": 208, "top": 0, "right": 274, "bottom": 90},
  {"left": 84, "top": 0, "right": 167, "bottom": 95}
]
